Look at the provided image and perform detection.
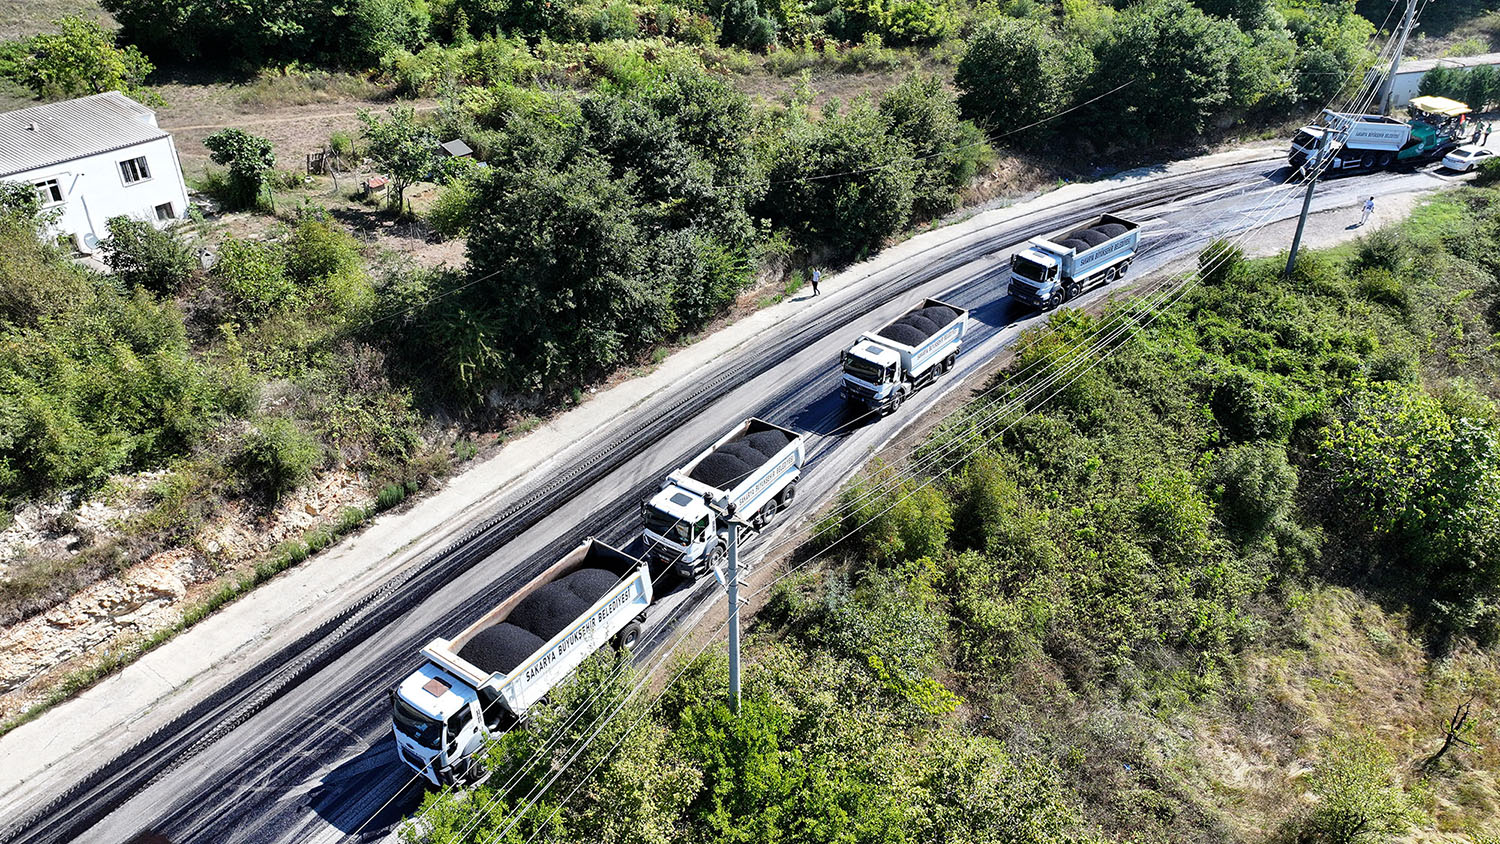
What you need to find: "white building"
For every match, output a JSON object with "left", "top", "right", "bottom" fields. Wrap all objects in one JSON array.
[
  {"left": 1391, "top": 52, "right": 1500, "bottom": 111},
  {"left": 0, "top": 91, "right": 190, "bottom": 252}
]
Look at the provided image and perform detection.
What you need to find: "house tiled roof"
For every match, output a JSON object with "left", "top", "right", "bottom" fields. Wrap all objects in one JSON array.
[{"left": 0, "top": 91, "right": 167, "bottom": 178}]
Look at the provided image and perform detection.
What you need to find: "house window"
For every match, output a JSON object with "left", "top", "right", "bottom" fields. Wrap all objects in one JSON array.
[
  {"left": 154, "top": 202, "right": 175, "bottom": 221},
  {"left": 119, "top": 156, "right": 151, "bottom": 184},
  {"left": 34, "top": 178, "right": 63, "bottom": 206}
]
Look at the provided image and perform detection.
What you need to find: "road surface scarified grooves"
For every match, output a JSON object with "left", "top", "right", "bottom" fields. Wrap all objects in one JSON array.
[{"left": 0, "top": 159, "right": 1271, "bottom": 844}]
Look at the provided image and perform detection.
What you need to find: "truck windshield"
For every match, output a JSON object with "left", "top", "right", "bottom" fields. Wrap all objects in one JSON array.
[
  {"left": 1012, "top": 256, "right": 1052, "bottom": 283},
  {"left": 843, "top": 355, "right": 886, "bottom": 383},
  {"left": 393, "top": 695, "right": 444, "bottom": 750},
  {"left": 1292, "top": 130, "right": 1317, "bottom": 149},
  {"left": 644, "top": 505, "right": 694, "bottom": 544}
]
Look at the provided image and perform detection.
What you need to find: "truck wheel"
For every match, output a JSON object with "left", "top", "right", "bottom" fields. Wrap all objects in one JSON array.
[
  {"left": 943, "top": 354, "right": 956, "bottom": 374},
  {"left": 1361, "top": 153, "right": 1376, "bottom": 170},
  {"left": 779, "top": 482, "right": 797, "bottom": 507},
  {"left": 1117, "top": 260, "right": 1131, "bottom": 277},
  {"left": 759, "top": 498, "right": 780, "bottom": 526},
  {"left": 1104, "top": 266, "right": 1118, "bottom": 283},
  {"left": 708, "top": 543, "right": 727, "bottom": 575},
  {"left": 615, "top": 620, "right": 643, "bottom": 651},
  {"left": 1065, "top": 282, "right": 1082, "bottom": 301},
  {"left": 889, "top": 390, "right": 905, "bottom": 413}
]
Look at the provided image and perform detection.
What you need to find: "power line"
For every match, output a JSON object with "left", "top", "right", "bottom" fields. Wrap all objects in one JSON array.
[{"left": 392, "top": 25, "right": 1405, "bottom": 837}]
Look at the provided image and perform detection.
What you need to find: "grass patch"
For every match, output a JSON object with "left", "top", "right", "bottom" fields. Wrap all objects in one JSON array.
[{"left": 235, "top": 69, "right": 387, "bottom": 108}]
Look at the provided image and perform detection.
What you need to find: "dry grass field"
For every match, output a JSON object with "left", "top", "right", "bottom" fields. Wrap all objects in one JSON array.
[{"left": 0, "top": 0, "right": 112, "bottom": 40}]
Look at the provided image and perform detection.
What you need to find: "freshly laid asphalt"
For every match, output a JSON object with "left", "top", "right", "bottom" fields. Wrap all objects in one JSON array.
[{"left": 0, "top": 144, "right": 1463, "bottom": 844}]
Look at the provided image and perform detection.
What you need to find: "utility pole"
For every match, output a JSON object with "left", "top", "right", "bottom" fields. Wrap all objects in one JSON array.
[
  {"left": 726, "top": 516, "right": 741, "bottom": 714},
  {"left": 1287, "top": 130, "right": 1330, "bottom": 277},
  {"left": 1380, "top": 0, "right": 1421, "bottom": 115},
  {"left": 705, "top": 495, "right": 749, "bottom": 714}
]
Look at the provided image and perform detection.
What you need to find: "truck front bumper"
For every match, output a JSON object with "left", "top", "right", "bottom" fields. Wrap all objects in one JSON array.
[
  {"left": 842, "top": 383, "right": 894, "bottom": 411},
  {"left": 1011, "top": 287, "right": 1054, "bottom": 309}
]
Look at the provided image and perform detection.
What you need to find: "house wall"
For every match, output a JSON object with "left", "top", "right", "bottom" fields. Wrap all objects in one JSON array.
[
  {"left": 1391, "top": 52, "right": 1500, "bottom": 109},
  {"left": 8, "top": 134, "right": 190, "bottom": 251}
]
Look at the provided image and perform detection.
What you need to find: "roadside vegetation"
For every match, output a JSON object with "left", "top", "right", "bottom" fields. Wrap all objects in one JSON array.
[
  {"left": 407, "top": 189, "right": 1500, "bottom": 842},
  {"left": 0, "top": 0, "right": 1496, "bottom": 741}
]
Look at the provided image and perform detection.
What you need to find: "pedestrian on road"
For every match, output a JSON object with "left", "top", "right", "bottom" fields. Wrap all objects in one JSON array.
[
  {"left": 1485, "top": 122, "right": 1493, "bottom": 145},
  {"left": 1360, "top": 196, "right": 1375, "bottom": 227},
  {"left": 811, "top": 268, "right": 821, "bottom": 296}
]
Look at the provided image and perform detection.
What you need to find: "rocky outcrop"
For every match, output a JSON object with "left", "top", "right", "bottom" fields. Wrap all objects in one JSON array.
[{"left": 0, "top": 550, "right": 196, "bottom": 695}]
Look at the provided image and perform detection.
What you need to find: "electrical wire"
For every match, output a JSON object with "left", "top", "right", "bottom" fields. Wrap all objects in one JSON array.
[
  {"left": 384, "top": 25, "right": 1410, "bottom": 839},
  {"left": 461, "top": 55, "right": 1408, "bottom": 834}
]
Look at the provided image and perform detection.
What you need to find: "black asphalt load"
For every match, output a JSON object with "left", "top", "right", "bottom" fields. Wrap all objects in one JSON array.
[{"left": 1, "top": 156, "right": 1285, "bottom": 844}]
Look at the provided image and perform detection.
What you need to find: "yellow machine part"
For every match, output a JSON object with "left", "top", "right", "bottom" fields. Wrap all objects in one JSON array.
[{"left": 1409, "top": 95, "right": 1472, "bottom": 116}]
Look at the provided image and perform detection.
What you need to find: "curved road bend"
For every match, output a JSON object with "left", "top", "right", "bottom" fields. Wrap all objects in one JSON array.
[{"left": 0, "top": 157, "right": 1449, "bottom": 844}]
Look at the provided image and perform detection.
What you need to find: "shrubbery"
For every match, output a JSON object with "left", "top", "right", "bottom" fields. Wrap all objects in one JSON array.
[
  {"left": 0, "top": 210, "right": 228, "bottom": 500},
  {"left": 104, "top": 216, "right": 196, "bottom": 295},
  {"left": 236, "top": 417, "right": 323, "bottom": 500}
]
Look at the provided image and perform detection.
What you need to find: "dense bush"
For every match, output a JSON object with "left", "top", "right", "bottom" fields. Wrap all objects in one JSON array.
[
  {"left": 0, "top": 211, "right": 227, "bottom": 499},
  {"left": 236, "top": 417, "right": 323, "bottom": 500},
  {"left": 214, "top": 238, "right": 299, "bottom": 319},
  {"left": 1317, "top": 381, "right": 1500, "bottom": 637},
  {"left": 104, "top": 216, "right": 196, "bottom": 295}
]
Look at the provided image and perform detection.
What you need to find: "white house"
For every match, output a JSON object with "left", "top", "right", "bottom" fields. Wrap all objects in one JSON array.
[
  {"left": 1391, "top": 52, "right": 1500, "bottom": 111},
  {"left": 0, "top": 91, "right": 190, "bottom": 252}
]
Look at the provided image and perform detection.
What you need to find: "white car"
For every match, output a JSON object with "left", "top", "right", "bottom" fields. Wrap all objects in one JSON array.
[{"left": 1442, "top": 145, "right": 1496, "bottom": 172}]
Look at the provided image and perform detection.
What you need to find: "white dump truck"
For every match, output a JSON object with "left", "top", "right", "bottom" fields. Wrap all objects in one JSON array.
[
  {"left": 642, "top": 418, "right": 805, "bottom": 578},
  {"left": 391, "top": 539, "right": 652, "bottom": 786},
  {"left": 1008, "top": 213, "right": 1141, "bottom": 310},
  {"left": 1288, "top": 98, "right": 1469, "bottom": 174},
  {"left": 841, "top": 297, "right": 968, "bottom": 414}
]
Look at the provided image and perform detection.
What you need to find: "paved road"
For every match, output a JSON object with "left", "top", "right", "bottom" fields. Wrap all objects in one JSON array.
[{"left": 0, "top": 157, "right": 1451, "bottom": 844}]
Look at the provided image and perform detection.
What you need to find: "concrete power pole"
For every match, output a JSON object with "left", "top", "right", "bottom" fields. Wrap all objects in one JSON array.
[
  {"left": 1289, "top": 1, "right": 1419, "bottom": 276},
  {"left": 707, "top": 497, "right": 747, "bottom": 715},
  {"left": 726, "top": 516, "right": 741, "bottom": 714},
  {"left": 1381, "top": 0, "right": 1421, "bottom": 115},
  {"left": 1286, "top": 130, "right": 1331, "bottom": 277}
]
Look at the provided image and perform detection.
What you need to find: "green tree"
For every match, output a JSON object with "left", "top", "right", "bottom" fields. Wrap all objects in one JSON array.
[
  {"left": 103, "top": 0, "right": 429, "bottom": 69},
  {"left": 955, "top": 18, "right": 1082, "bottom": 146},
  {"left": 203, "top": 129, "right": 277, "bottom": 209},
  {"left": 1088, "top": 0, "right": 1248, "bottom": 143},
  {"left": 879, "top": 74, "right": 989, "bottom": 218},
  {"left": 359, "top": 107, "right": 438, "bottom": 213},
  {"left": 450, "top": 155, "right": 675, "bottom": 393},
  {"left": 1298, "top": 733, "right": 1420, "bottom": 843},
  {"left": 758, "top": 98, "right": 916, "bottom": 259},
  {"left": 103, "top": 216, "right": 195, "bottom": 295},
  {"left": 17, "top": 16, "right": 158, "bottom": 104}
]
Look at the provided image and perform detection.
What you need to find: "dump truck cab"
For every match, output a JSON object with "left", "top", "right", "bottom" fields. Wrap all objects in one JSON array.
[
  {"left": 392, "top": 663, "right": 484, "bottom": 786},
  {"left": 840, "top": 340, "right": 901, "bottom": 406},
  {"left": 642, "top": 485, "right": 714, "bottom": 570}
]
